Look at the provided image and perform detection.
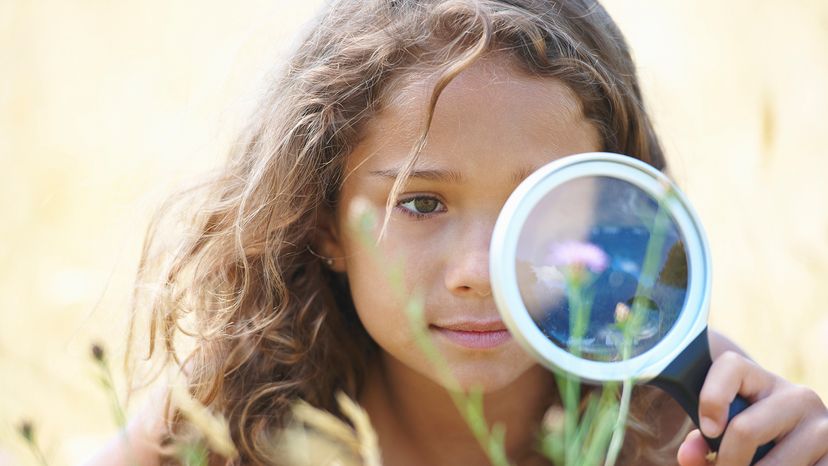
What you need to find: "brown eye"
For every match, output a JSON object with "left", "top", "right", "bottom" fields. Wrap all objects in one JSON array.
[
  {"left": 413, "top": 197, "right": 438, "bottom": 213},
  {"left": 397, "top": 196, "right": 445, "bottom": 218}
]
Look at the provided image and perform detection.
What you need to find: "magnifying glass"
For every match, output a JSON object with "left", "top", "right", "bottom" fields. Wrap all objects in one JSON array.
[{"left": 490, "top": 152, "right": 773, "bottom": 463}]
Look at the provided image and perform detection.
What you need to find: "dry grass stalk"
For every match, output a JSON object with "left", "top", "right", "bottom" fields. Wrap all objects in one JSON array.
[
  {"left": 271, "top": 391, "right": 382, "bottom": 466},
  {"left": 169, "top": 383, "right": 238, "bottom": 459}
]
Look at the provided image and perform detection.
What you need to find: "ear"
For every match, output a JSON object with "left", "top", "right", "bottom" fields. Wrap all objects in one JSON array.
[{"left": 313, "top": 205, "right": 347, "bottom": 273}]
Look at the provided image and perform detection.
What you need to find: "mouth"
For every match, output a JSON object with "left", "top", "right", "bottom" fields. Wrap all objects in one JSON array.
[{"left": 429, "top": 321, "right": 512, "bottom": 349}]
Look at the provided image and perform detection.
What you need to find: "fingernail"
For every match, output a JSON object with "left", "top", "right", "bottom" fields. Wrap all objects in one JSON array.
[{"left": 699, "top": 416, "right": 720, "bottom": 437}]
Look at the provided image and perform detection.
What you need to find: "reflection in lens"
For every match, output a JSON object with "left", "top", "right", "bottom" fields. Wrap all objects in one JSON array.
[{"left": 516, "top": 177, "right": 688, "bottom": 361}]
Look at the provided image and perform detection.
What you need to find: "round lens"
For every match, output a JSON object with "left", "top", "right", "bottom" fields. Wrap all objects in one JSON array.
[{"left": 514, "top": 176, "right": 688, "bottom": 361}]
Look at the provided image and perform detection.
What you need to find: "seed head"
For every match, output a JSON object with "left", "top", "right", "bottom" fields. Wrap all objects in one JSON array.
[
  {"left": 541, "top": 406, "right": 565, "bottom": 434},
  {"left": 91, "top": 343, "right": 105, "bottom": 362},
  {"left": 614, "top": 302, "right": 631, "bottom": 324},
  {"left": 18, "top": 420, "right": 34, "bottom": 443}
]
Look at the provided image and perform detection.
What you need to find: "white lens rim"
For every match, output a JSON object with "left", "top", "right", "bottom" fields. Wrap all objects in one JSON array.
[{"left": 490, "top": 152, "right": 711, "bottom": 383}]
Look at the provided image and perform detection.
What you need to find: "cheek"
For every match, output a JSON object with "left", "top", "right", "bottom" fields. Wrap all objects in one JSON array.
[
  {"left": 352, "top": 285, "right": 403, "bottom": 335},
  {"left": 349, "top": 265, "right": 542, "bottom": 393},
  {"left": 339, "top": 219, "right": 539, "bottom": 392},
  {"left": 346, "top": 256, "right": 417, "bottom": 347},
  {"left": 344, "top": 247, "right": 446, "bottom": 378}
]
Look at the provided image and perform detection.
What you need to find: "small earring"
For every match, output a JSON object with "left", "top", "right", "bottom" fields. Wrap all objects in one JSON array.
[{"left": 307, "top": 245, "right": 336, "bottom": 268}]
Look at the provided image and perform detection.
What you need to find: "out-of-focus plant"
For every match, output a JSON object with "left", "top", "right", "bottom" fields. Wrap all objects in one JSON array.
[
  {"left": 90, "top": 342, "right": 233, "bottom": 466},
  {"left": 541, "top": 239, "right": 625, "bottom": 466},
  {"left": 91, "top": 343, "right": 127, "bottom": 429},
  {"left": 268, "top": 392, "right": 381, "bottom": 466},
  {"left": 169, "top": 381, "right": 238, "bottom": 463},
  {"left": 17, "top": 420, "right": 49, "bottom": 466}
]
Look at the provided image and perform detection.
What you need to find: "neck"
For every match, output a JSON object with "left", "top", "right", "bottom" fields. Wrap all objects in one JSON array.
[{"left": 360, "top": 352, "right": 557, "bottom": 466}]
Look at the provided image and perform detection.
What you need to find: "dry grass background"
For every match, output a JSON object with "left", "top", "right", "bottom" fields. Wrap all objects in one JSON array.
[{"left": 1, "top": 1, "right": 826, "bottom": 465}]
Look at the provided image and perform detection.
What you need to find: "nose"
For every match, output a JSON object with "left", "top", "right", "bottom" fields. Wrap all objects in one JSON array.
[{"left": 444, "top": 219, "right": 493, "bottom": 298}]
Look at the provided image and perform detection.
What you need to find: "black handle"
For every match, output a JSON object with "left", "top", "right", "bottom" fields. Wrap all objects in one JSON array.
[{"left": 646, "top": 327, "right": 774, "bottom": 464}]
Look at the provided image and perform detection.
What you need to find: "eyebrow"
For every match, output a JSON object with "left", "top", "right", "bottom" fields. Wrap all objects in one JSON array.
[
  {"left": 369, "top": 168, "right": 463, "bottom": 183},
  {"left": 510, "top": 165, "right": 538, "bottom": 185},
  {"left": 369, "top": 165, "right": 539, "bottom": 185}
]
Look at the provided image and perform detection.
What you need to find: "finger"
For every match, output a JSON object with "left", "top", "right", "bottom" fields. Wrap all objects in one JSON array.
[
  {"left": 754, "top": 410, "right": 828, "bottom": 466},
  {"left": 677, "top": 429, "right": 711, "bottom": 466},
  {"left": 718, "top": 385, "right": 813, "bottom": 465},
  {"left": 698, "top": 351, "right": 776, "bottom": 438}
]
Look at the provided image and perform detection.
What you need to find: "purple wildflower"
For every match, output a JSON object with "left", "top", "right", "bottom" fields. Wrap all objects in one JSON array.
[{"left": 546, "top": 240, "right": 609, "bottom": 274}]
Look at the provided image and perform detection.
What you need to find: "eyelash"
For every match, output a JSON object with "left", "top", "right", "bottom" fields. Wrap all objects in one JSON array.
[{"left": 395, "top": 195, "right": 447, "bottom": 219}]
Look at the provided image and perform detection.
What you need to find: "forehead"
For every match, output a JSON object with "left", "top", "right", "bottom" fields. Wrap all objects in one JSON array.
[
  {"left": 387, "top": 55, "right": 582, "bottom": 117},
  {"left": 346, "top": 55, "right": 599, "bottom": 174}
]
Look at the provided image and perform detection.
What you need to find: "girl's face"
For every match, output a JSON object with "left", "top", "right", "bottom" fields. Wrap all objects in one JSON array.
[{"left": 321, "top": 56, "right": 601, "bottom": 392}]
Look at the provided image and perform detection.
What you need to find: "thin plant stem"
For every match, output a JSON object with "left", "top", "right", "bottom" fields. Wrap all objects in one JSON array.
[
  {"left": 581, "top": 387, "right": 620, "bottom": 466},
  {"left": 99, "top": 359, "right": 128, "bottom": 428},
  {"left": 560, "top": 269, "right": 593, "bottom": 464},
  {"left": 602, "top": 379, "right": 632, "bottom": 466},
  {"left": 604, "top": 186, "right": 675, "bottom": 466},
  {"left": 623, "top": 187, "right": 673, "bottom": 345},
  {"left": 26, "top": 442, "right": 50, "bottom": 466},
  {"left": 407, "top": 297, "right": 511, "bottom": 466},
  {"left": 18, "top": 422, "right": 50, "bottom": 466},
  {"left": 91, "top": 345, "right": 143, "bottom": 466},
  {"left": 176, "top": 440, "right": 209, "bottom": 466},
  {"left": 350, "top": 205, "right": 511, "bottom": 466},
  {"left": 553, "top": 370, "right": 581, "bottom": 464},
  {"left": 92, "top": 344, "right": 127, "bottom": 428}
]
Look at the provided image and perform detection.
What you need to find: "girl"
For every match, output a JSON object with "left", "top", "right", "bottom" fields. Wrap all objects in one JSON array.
[{"left": 89, "top": 0, "right": 828, "bottom": 465}]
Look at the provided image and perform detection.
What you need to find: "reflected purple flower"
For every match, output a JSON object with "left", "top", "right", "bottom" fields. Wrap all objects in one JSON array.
[{"left": 547, "top": 240, "right": 609, "bottom": 274}]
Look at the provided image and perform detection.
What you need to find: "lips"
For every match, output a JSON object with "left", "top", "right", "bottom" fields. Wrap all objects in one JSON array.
[
  {"left": 435, "top": 320, "right": 507, "bottom": 332},
  {"left": 430, "top": 320, "right": 512, "bottom": 349}
]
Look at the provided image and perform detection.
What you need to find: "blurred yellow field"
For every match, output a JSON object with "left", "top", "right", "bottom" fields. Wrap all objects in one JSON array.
[{"left": 1, "top": 1, "right": 826, "bottom": 465}]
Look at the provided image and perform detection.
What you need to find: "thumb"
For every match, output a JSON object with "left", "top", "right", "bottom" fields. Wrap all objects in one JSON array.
[{"left": 677, "top": 429, "right": 712, "bottom": 466}]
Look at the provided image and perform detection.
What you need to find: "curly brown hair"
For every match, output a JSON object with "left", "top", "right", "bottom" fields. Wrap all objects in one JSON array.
[{"left": 127, "top": 0, "right": 687, "bottom": 464}]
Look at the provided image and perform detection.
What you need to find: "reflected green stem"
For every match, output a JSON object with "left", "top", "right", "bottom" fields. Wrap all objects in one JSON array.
[{"left": 604, "top": 186, "right": 676, "bottom": 466}]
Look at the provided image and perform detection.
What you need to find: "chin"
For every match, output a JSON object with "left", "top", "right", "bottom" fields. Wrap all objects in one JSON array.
[
  {"left": 449, "top": 360, "right": 538, "bottom": 393},
  {"left": 377, "top": 337, "right": 544, "bottom": 394},
  {"left": 422, "top": 338, "right": 542, "bottom": 393}
]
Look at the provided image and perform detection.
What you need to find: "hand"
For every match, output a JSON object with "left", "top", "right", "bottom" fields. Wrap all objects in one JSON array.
[{"left": 676, "top": 351, "right": 828, "bottom": 466}]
